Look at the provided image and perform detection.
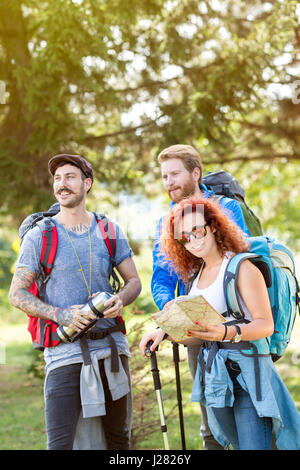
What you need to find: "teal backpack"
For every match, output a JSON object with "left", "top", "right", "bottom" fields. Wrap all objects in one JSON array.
[{"left": 224, "top": 236, "right": 300, "bottom": 362}]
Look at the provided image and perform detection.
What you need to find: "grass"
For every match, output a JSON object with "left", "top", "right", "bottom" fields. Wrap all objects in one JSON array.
[
  {"left": 130, "top": 340, "right": 203, "bottom": 450},
  {"left": 0, "top": 324, "right": 202, "bottom": 450},
  {"left": 0, "top": 342, "right": 46, "bottom": 450},
  {"left": 1, "top": 318, "right": 300, "bottom": 450},
  {"left": 1, "top": 247, "right": 300, "bottom": 450}
]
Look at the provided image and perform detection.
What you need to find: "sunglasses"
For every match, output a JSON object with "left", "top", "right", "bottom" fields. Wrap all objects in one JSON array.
[{"left": 176, "top": 224, "right": 209, "bottom": 246}]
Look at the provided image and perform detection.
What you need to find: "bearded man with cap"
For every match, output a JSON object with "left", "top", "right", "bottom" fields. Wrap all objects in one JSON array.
[{"left": 9, "top": 154, "right": 141, "bottom": 450}]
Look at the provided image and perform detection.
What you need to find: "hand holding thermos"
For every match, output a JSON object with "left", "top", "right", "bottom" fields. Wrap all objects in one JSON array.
[{"left": 57, "top": 292, "right": 122, "bottom": 343}]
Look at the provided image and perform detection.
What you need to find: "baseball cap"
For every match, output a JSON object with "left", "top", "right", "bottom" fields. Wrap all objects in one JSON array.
[{"left": 48, "top": 154, "right": 94, "bottom": 184}]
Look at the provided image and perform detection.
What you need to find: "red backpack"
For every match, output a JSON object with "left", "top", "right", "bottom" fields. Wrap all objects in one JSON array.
[{"left": 19, "top": 204, "right": 125, "bottom": 350}]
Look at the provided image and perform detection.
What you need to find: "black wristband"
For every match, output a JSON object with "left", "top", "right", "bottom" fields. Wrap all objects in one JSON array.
[
  {"left": 221, "top": 324, "right": 228, "bottom": 341},
  {"left": 234, "top": 324, "right": 242, "bottom": 335}
]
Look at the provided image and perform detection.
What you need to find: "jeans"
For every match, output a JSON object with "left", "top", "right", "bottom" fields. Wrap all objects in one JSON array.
[
  {"left": 44, "top": 355, "right": 131, "bottom": 450},
  {"left": 210, "top": 359, "right": 272, "bottom": 450}
]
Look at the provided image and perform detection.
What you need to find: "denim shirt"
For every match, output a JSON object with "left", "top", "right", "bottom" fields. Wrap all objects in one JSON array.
[{"left": 191, "top": 348, "right": 300, "bottom": 450}]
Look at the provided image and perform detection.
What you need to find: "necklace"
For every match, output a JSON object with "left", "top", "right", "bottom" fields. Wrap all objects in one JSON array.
[{"left": 62, "top": 220, "right": 92, "bottom": 299}]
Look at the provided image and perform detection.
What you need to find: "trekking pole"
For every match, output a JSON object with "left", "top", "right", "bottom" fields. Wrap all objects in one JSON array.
[
  {"left": 172, "top": 342, "right": 186, "bottom": 450},
  {"left": 145, "top": 341, "right": 170, "bottom": 450}
]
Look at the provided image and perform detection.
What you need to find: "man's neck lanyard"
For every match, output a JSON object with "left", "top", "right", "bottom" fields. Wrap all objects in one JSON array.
[{"left": 62, "top": 221, "right": 92, "bottom": 299}]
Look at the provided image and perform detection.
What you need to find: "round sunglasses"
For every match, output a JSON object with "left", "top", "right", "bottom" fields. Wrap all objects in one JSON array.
[{"left": 176, "top": 223, "right": 209, "bottom": 246}]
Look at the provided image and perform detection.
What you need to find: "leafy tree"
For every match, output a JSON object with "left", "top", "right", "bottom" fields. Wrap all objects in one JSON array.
[
  {"left": 0, "top": 237, "right": 15, "bottom": 288},
  {"left": 0, "top": 0, "right": 299, "bottom": 246}
]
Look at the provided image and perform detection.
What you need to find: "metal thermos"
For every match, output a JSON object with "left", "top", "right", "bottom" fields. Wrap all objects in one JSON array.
[{"left": 57, "top": 291, "right": 111, "bottom": 343}]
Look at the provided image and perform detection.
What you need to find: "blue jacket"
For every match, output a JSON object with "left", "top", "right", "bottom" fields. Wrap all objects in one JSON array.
[{"left": 151, "top": 186, "right": 251, "bottom": 310}]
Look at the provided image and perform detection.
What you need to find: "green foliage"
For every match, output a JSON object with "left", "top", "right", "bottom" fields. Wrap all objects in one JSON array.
[
  {"left": 203, "top": 158, "right": 300, "bottom": 250},
  {"left": 0, "top": 238, "right": 15, "bottom": 288},
  {"left": 0, "top": 0, "right": 299, "bottom": 241}
]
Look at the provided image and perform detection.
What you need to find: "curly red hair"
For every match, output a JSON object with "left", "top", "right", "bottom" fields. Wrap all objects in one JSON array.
[{"left": 160, "top": 198, "right": 250, "bottom": 284}]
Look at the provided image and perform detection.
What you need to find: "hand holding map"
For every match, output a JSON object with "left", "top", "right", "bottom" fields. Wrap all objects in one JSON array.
[{"left": 151, "top": 295, "right": 225, "bottom": 342}]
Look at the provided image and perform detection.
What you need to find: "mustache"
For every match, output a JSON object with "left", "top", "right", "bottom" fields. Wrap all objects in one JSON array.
[{"left": 57, "top": 187, "right": 74, "bottom": 194}]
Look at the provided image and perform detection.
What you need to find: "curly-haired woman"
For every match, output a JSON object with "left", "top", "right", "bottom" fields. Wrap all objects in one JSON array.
[{"left": 140, "top": 197, "right": 300, "bottom": 450}]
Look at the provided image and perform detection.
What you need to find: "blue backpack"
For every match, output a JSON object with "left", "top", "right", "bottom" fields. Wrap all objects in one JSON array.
[{"left": 224, "top": 236, "right": 300, "bottom": 361}]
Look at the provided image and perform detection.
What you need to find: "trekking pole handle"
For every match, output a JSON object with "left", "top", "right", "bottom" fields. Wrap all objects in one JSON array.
[
  {"left": 145, "top": 340, "right": 154, "bottom": 357},
  {"left": 146, "top": 341, "right": 162, "bottom": 390}
]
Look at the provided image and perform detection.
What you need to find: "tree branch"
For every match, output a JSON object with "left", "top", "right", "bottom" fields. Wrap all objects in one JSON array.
[
  {"left": 80, "top": 113, "right": 164, "bottom": 143},
  {"left": 202, "top": 153, "right": 300, "bottom": 165}
]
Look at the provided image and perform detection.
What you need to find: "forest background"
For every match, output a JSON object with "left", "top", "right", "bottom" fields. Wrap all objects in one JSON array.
[{"left": 0, "top": 0, "right": 299, "bottom": 450}]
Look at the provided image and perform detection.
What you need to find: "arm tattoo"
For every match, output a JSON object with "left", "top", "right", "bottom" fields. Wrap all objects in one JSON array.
[
  {"left": 9, "top": 267, "right": 37, "bottom": 311},
  {"left": 55, "top": 306, "right": 78, "bottom": 326},
  {"left": 9, "top": 267, "right": 60, "bottom": 323},
  {"left": 9, "top": 267, "right": 80, "bottom": 327}
]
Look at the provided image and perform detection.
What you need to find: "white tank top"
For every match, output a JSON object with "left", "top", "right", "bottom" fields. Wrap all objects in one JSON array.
[{"left": 188, "top": 253, "right": 252, "bottom": 322}]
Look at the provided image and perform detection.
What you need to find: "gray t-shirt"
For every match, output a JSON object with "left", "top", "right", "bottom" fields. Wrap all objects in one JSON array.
[{"left": 16, "top": 213, "right": 132, "bottom": 370}]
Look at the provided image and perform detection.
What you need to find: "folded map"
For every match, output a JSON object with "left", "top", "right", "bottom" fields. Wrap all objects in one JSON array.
[{"left": 151, "top": 295, "right": 225, "bottom": 342}]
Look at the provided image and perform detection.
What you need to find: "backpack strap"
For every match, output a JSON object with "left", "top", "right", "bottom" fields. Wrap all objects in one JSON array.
[
  {"left": 80, "top": 322, "right": 125, "bottom": 371},
  {"left": 222, "top": 253, "right": 273, "bottom": 401},
  {"left": 94, "top": 213, "right": 126, "bottom": 359},
  {"left": 39, "top": 218, "right": 58, "bottom": 277},
  {"left": 199, "top": 323, "right": 266, "bottom": 402},
  {"left": 223, "top": 252, "right": 259, "bottom": 320},
  {"left": 35, "top": 218, "right": 59, "bottom": 348},
  {"left": 95, "top": 213, "right": 121, "bottom": 294},
  {"left": 95, "top": 213, "right": 116, "bottom": 257}
]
